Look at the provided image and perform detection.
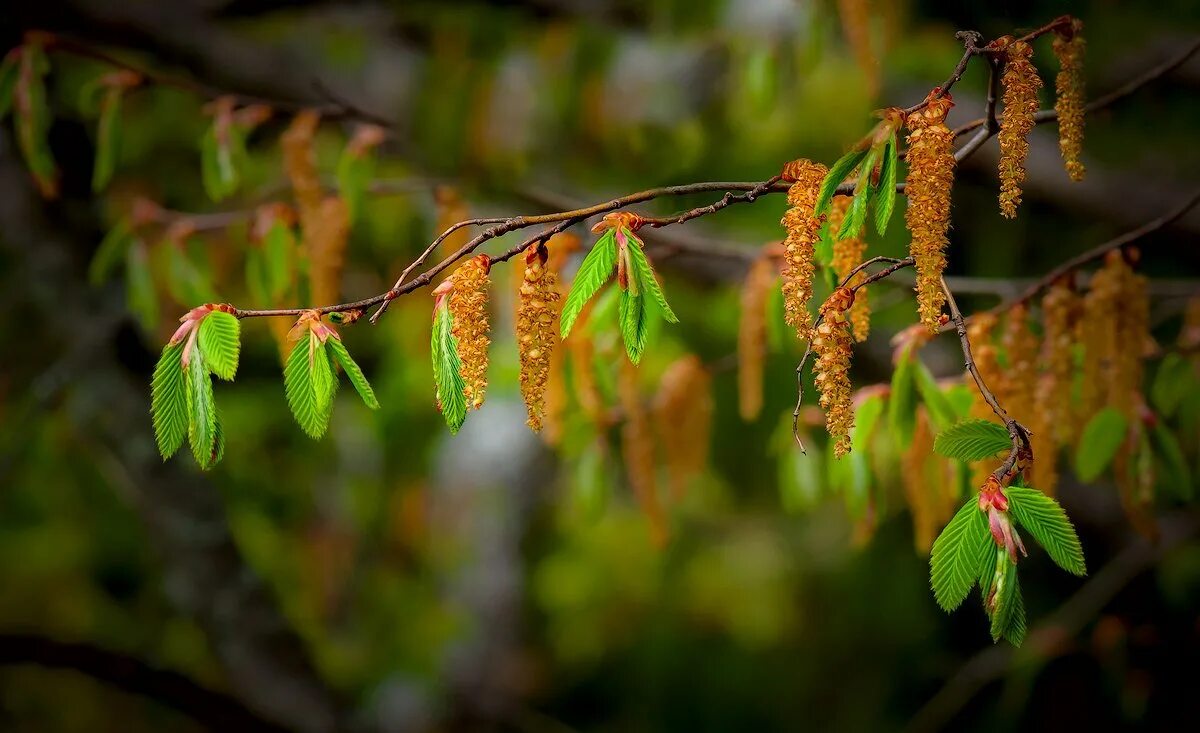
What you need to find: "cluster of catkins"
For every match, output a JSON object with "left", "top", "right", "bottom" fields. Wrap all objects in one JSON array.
[
  {"left": 904, "top": 93, "right": 956, "bottom": 331},
  {"left": 813, "top": 287, "right": 857, "bottom": 457},
  {"left": 779, "top": 160, "right": 828, "bottom": 337}
]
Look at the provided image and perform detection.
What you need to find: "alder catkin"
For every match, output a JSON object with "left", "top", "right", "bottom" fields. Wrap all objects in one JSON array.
[
  {"left": 306, "top": 196, "right": 350, "bottom": 307},
  {"left": 738, "top": 255, "right": 776, "bottom": 421},
  {"left": 281, "top": 110, "right": 323, "bottom": 218},
  {"left": 618, "top": 359, "right": 667, "bottom": 546},
  {"left": 904, "top": 94, "right": 956, "bottom": 332},
  {"left": 1053, "top": 20, "right": 1087, "bottom": 182},
  {"left": 1080, "top": 251, "right": 1124, "bottom": 423},
  {"left": 814, "top": 287, "right": 856, "bottom": 457},
  {"left": 966, "top": 313, "right": 1003, "bottom": 488},
  {"left": 517, "top": 245, "right": 560, "bottom": 431},
  {"left": 779, "top": 160, "right": 827, "bottom": 338},
  {"left": 1111, "top": 251, "right": 1150, "bottom": 420},
  {"left": 1039, "top": 279, "right": 1081, "bottom": 445},
  {"left": 448, "top": 255, "right": 492, "bottom": 410},
  {"left": 1001, "top": 304, "right": 1038, "bottom": 427},
  {"left": 998, "top": 39, "right": 1043, "bottom": 219},
  {"left": 828, "top": 195, "right": 871, "bottom": 342},
  {"left": 653, "top": 355, "right": 713, "bottom": 501}
]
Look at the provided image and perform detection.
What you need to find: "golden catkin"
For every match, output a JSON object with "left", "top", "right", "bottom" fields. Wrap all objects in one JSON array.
[
  {"left": 836, "top": 0, "right": 879, "bottom": 96},
  {"left": 901, "top": 408, "right": 937, "bottom": 552},
  {"left": 618, "top": 360, "right": 667, "bottom": 546},
  {"left": 998, "top": 40, "right": 1043, "bottom": 219},
  {"left": 779, "top": 160, "right": 827, "bottom": 338},
  {"left": 738, "top": 255, "right": 776, "bottom": 421},
  {"left": 1079, "top": 252, "right": 1124, "bottom": 423},
  {"left": 653, "top": 355, "right": 713, "bottom": 501},
  {"left": 814, "top": 287, "right": 856, "bottom": 457},
  {"left": 567, "top": 304, "right": 606, "bottom": 426},
  {"left": 517, "top": 245, "right": 560, "bottom": 431},
  {"left": 1001, "top": 304, "right": 1039, "bottom": 427},
  {"left": 966, "top": 313, "right": 1002, "bottom": 488},
  {"left": 306, "top": 196, "right": 350, "bottom": 307},
  {"left": 281, "top": 110, "right": 323, "bottom": 219},
  {"left": 1052, "top": 21, "right": 1086, "bottom": 182},
  {"left": 1028, "top": 371, "right": 1058, "bottom": 495},
  {"left": 1111, "top": 254, "right": 1149, "bottom": 420},
  {"left": 448, "top": 255, "right": 492, "bottom": 410},
  {"left": 1040, "top": 279, "right": 1081, "bottom": 445},
  {"left": 828, "top": 196, "right": 871, "bottom": 342},
  {"left": 904, "top": 95, "right": 956, "bottom": 332}
]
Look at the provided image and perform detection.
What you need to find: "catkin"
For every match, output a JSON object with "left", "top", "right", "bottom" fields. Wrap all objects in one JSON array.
[
  {"left": 967, "top": 313, "right": 1002, "bottom": 488},
  {"left": 306, "top": 196, "right": 349, "bottom": 307},
  {"left": 814, "top": 287, "right": 856, "bottom": 457},
  {"left": 1080, "top": 251, "right": 1123, "bottom": 423},
  {"left": 653, "top": 355, "right": 713, "bottom": 501},
  {"left": 1053, "top": 21, "right": 1086, "bottom": 182},
  {"left": 738, "top": 255, "right": 776, "bottom": 421},
  {"left": 998, "top": 40, "right": 1043, "bottom": 219},
  {"left": 618, "top": 359, "right": 667, "bottom": 546},
  {"left": 1111, "top": 251, "right": 1149, "bottom": 420},
  {"left": 1039, "top": 279, "right": 1081, "bottom": 446},
  {"left": 1001, "top": 304, "right": 1038, "bottom": 427},
  {"left": 281, "top": 110, "right": 323, "bottom": 219},
  {"left": 828, "top": 196, "right": 871, "bottom": 342},
  {"left": 449, "top": 255, "right": 492, "bottom": 410},
  {"left": 517, "top": 245, "right": 560, "bottom": 431},
  {"left": 904, "top": 94, "right": 956, "bottom": 332},
  {"left": 779, "top": 160, "right": 828, "bottom": 338}
]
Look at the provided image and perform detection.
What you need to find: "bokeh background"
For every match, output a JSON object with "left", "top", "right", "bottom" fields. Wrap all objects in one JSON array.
[{"left": 2, "top": 1, "right": 1199, "bottom": 731}]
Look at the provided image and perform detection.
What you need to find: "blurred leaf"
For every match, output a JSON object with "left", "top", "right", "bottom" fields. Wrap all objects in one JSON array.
[
  {"left": 1074, "top": 407, "right": 1128, "bottom": 482},
  {"left": 1150, "top": 422, "right": 1193, "bottom": 500},
  {"left": 1151, "top": 353, "right": 1194, "bottom": 418},
  {"left": 930, "top": 497, "right": 990, "bottom": 612},
  {"left": 328, "top": 337, "right": 380, "bottom": 410},
  {"left": 90, "top": 219, "right": 135, "bottom": 285},
  {"left": 934, "top": 419, "right": 1010, "bottom": 462},
  {"left": 165, "top": 243, "right": 219, "bottom": 306},
  {"left": 573, "top": 440, "right": 610, "bottom": 521},
  {"left": 914, "top": 359, "right": 956, "bottom": 431},
  {"left": 0, "top": 50, "right": 17, "bottom": 122},
  {"left": 151, "top": 341, "right": 187, "bottom": 460},
  {"left": 337, "top": 149, "right": 374, "bottom": 225},
  {"left": 198, "top": 310, "right": 241, "bottom": 381},
  {"left": 91, "top": 86, "right": 123, "bottom": 193},
  {"left": 888, "top": 346, "right": 918, "bottom": 448},
  {"left": 199, "top": 124, "right": 242, "bottom": 202},
  {"left": 1006, "top": 486, "right": 1086, "bottom": 576},
  {"left": 14, "top": 42, "right": 58, "bottom": 198},
  {"left": 124, "top": 239, "right": 158, "bottom": 333},
  {"left": 561, "top": 230, "right": 617, "bottom": 338}
]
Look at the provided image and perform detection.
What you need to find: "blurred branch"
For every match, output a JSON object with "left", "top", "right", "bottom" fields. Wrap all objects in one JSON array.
[
  {"left": 905, "top": 512, "right": 1200, "bottom": 733},
  {"left": 0, "top": 634, "right": 289, "bottom": 733}
]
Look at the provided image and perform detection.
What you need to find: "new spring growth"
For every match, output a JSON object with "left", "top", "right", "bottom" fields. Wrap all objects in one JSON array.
[
  {"left": 904, "top": 90, "right": 956, "bottom": 332},
  {"left": 170, "top": 303, "right": 238, "bottom": 367},
  {"left": 828, "top": 195, "right": 871, "bottom": 342},
  {"left": 997, "top": 37, "right": 1043, "bottom": 218},
  {"left": 814, "top": 286, "right": 856, "bottom": 457},
  {"left": 518, "top": 243, "right": 560, "bottom": 432},
  {"left": 979, "top": 476, "right": 1027, "bottom": 565},
  {"left": 1053, "top": 19, "right": 1087, "bottom": 182},
  {"left": 779, "top": 160, "right": 827, "bottom": 338}
]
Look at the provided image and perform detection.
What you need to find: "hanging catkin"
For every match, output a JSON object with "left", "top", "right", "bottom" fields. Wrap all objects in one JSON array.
[
  {"left": 904, "top": 94, "right": 956, "bottom": 331},
  {"left": 738, "top": 254, "right": 776, "bottom": 421},
  {"left": 517, "top": 245, "right": 560, "bottom": 431},
  {"left": 1039, "top": 278, "right": 1081, "bottom": 446},
  {"left": 998, "top": 39, "right": 1043, "bottom": 219},
  {"left": 966, "top": 313, "right": 1003, "bottom": 488},
  {"left": 1052, "top": 20, "right": 1087, "bottom": 182},
  {"left": 1111, "top": 250, "right": 1149, "bottom": 421},
  {"left": 653, "top": 355, "right": 713, "bottom": 501},
  {"left": 281, "top": 110, "right": 323, "bottom": 219},
  {"left": 814, "top": 287, "right": 856, "bottom": 457},
  {"left": 1080, "top": 251, "right": 1123, "bottom": 424},
  {"left": 828, "top": 195, "right": 871, "bottom": 342},
  {"left": 779, "top": 160, "right": 827, "bottom": 338},
  {"left": 618, "top": 359, "right": 667, "bottom": 546},
  {"left": 448, "top": 255, "right": 492, "bottom": 410},
  {"left": 306, "top": 196, "right": 350, "bottom": 307},
  {"left": 1001, "top": 304, "right": 1038, "bottom": 427}
]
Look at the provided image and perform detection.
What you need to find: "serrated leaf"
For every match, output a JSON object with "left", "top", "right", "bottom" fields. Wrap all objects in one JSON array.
[
  {"left": 1150, "top": 422, "right": 1193, "bottom": 500},
  {"left": 561, "top": 230, "right": 618, "bottom": 338},
  {"left": 1006, "top": 486, "right": 1087, "bottom": 576},
  {"left": 198, "top": 311, "right": 240, "bottom": 381},
  {"left": 125, "top": 240, "right": 158, "bottom": 333},
  {"left": 623, "top": 229, "right": 677, "bottom": 323},
  {"left": 91, "top": 86, "right": 122, "bottom": 193},
  {"left": 432, "top": 303, "right": 467, "bottom": 434},
  {"left": 185, "top": 345, "right": 217, "bottom": 468},
  {"left": 151, "top": 342, "right": 188, "bottom": 460},
  {"left": 914, "top": 359, "right": 956, "bottom": 431},
  {"left": 1075, "top": 407, "right": 1128, "bottom": 482},
  {"left": 988, "top": 558, "right": 1020, "bottom": 643},
  {"left": 815, "top": 148, "right": 869, "bottom": 216},
  {"left": 90, "top": 219, "right": 135, "bottom": 285},
  {"left": 934, "top": 418, "right": 1012, "bottom": 462},
  {"left": 211, "top": 411, "right": 226, "bottom": 467},
  {"left": 836, "top": 189, "right": 869, "bottom": 240},
  {"left": 619, "top": 290, "right": 649, "bottom": 364},
  {"left": 888, "top": 346, "right": 918, "bottom": 448},
  {"left": 874, "top": 133, "right": 899, "bottom": 236},
  {"left": 284, "top": 334, "right": 335, "bottom": 439},
  {"left": 1151, "top": 353, "right": 1195, "bottom": 419},
  {"left": 328, "top": 337, "right": 380, "bottom": 410},
  {"left": 930, "top": 497, "right": 990, "bottom": 612}
]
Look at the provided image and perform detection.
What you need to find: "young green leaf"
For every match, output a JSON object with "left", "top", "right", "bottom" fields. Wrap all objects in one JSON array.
[
  {"left": 164, "top": 243, "right": 219, "bottom": 306},
  {"left": 185, "top": 345, "right": 217, "bottom": 468},
  {"left": 328, "top": 337, "right": 380, "bottom": 410},
  {"left": 336, "top": 148, "right": 374, "bottom": 225},
  {"left": 1006, "top": 486, "right": 1086, "bottom": 576},
  {"left": 211, "top": 411, "right": 227, "bottom": 467},
  {"left": 836, "top": 189, "right": 869, "bottom": 240},
  {"left": 561, "top": 230, "right": 618, "bottom": 338},
  {"left": 151, "top": 342, "right": 188, "bottom": 460},
  {"left": 930, "top": 498, "right": 991, "bottom": 612},
  {"left": 15, "top": 43, "right": 58, "bottom": 198},
  {"left": 933, "top": 419, "right": 1011, "bottom": 462},
  {"left": 852, "top": 394, "right": 885, "bottom": 453},
  {"left": 888, "top": 346, "right": 918, "bottom": 448},
  {"left": 432, "top": 304, "right": 467, "bottom": 433},
  {"left": 619, "top": 290, "right": 649, "bottom": 364},
  {"left": 264, "top": 222, "right": 295, "bottom": 301},
  {"left": 284, "top": 334, "right": 336, "bottom": 439},
  {"left": 1150, "top": 353, "right": 1195, "bottom": 419},
  {"left": 988, "top": 558, "right": 1022, "bottom": 644},
  {"left": 125, "top": 240, "right": 159, "bottom": 333},
  {"left": 874, "top": 133, "right": 899, "bottom": 236},
  {"left": 200, "top": 124, "right": 240, "bottom": 202},
  {"left": 1074, "top": 407, "right": 1128, "bottom": 482},
  {"left": 623, "top": 230, "right": 678, "bottom": 323},
  {"left": 815, "top": 148, "right": 869, "bottom": 216},
  {"left": 198, "top": 311, "right": 241, "bottom": 381},
  {"left": 1150, "top": 422, "right": 1193, "bottom": 500},
  {"left": 914, "top": 359, "right": 957, "bottom": 431},
  {"left": 92, "top": 86, "right": 123, "bottom": 193},
  {"left": 90, "top": 219, "right": 136, "bottom": 285}
]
